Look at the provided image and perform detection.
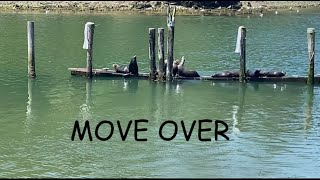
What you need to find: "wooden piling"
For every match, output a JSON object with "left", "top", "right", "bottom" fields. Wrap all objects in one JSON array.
[
  {"left": 166, "top": 6, "right": 176, "bottom": 81},
  {"left": 27, "top": 21, "right": 36, "bottom": 78},
  {"left": 307, "top": 28, "right": 315, "bottom": 84},
  {"left": 149, "top": 28, "right": 157, "bottom": 80},
  {"left": 158, "top": 28, "right": 165, "bottom": 81},
  {"left": 239, "top": 26, "right": 246, "bottom": 83},
  {"left": 85, "top": 23, "right": 95, "bottom": 78}
]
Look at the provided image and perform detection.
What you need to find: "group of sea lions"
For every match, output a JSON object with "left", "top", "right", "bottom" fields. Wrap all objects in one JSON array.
[
  {"left": 112, "top": 55, "right": 200, "bottom": 78},
  {"left": 211, "top": 69, "right": 286, "bottom": 78},
  {"left": 113, "top": 55, "right": 139, "bottom": 75},
  {"left": 162, "top": 56, "right": 200, "bottom": 78},
  {"left": 112, "top": 55, "right": 286, "bottom": 78}
]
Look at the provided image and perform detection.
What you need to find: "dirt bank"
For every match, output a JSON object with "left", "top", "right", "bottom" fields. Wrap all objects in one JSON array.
[{"left": 0, "top": 1, "right": 319, "bottom": 16}]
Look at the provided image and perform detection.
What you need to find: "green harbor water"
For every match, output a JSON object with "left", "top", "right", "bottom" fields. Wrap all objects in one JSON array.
[{"left": 0, "top": 9, "right": 320, "bottom": 178}]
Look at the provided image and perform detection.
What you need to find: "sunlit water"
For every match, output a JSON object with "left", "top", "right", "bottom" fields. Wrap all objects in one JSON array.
[{"left": 0, "top": 9, "right": 319, "bottom": 178}]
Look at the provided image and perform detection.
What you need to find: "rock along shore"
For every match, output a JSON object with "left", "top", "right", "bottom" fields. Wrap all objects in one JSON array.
[{"left": 0, "top": 1, "right": 320, "bottom": 16}]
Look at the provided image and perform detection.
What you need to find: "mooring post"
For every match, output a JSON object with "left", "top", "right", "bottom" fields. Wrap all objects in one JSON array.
[
  {"left": 307, "top": 28, "right": 315, "bottom": 84},
  {"left": 27, "top": 21, "right": 36, "bottom": 78},
  {"left": 158, "top": 28, "right": 165, "bottom": 81},
  {"left": 239, "top": 26, "right": 247, "bottom": 83},
  {"left": 83, "top": 22, "right": 95, "bottom": 78},
  {"left": 149, "top": 28, "right": 157, "bottom": 80},
  {"left": 166, "top": 5, "right": 176, "bottom": 81}
]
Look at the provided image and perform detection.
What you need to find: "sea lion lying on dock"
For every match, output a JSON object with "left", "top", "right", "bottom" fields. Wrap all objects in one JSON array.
[
  {"left": 211, "top": 69, "right": 286, "bottom": 78},
  {"left": 261, "top": 71, "right": 286, "bottom": 77},
  {"left": 211, "top": 69, "right": 260, "bottom": 78},
  {"left": 113, "top": 64, "right": 129, "bottom": 74},
  {"left": 247, "top": 69, "right": 261, "bottom": 78},
  {"left": 177, "top": 56, "right": 200, "bottom": 77},
  {"left": 129, "top": 55, "right": 139, "bottom": 75},
  {"left": 211, "top": 70, "right": 240, "bottom": 78}
]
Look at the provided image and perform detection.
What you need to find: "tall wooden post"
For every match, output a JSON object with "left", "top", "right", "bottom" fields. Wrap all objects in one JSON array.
[
  {"left": 307, "top": 28, "right": 315, "bottom": 84},
  {"left": 166, "top": 6, "right": 176, "bottom": 81},
  {"left": 149, "top": 28, "right": 157, "bottom": 80},
  {"left": 85, "top": 22, "right": 95, "bottom": 78},
  {"left": 158, "top": 28, "right": 165, "bottom": 81},
  {"left": 27, "top": 21, "right": 36, "bottom": 78},
  {"left": 239, "top": 26, "right": 246, "bottom": 83}
]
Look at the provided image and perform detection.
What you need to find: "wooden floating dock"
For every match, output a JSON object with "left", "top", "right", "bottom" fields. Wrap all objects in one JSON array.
[{"left": 68, "top": 68, "right": 320, "bottom": 84}]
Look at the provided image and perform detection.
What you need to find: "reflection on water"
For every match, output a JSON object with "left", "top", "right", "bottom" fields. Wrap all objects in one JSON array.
[
  {"left": 79, "top": 79, "right": 93, "bottom": 122},
  {"left": 123, "top": 79, "right": 139, "bottom": 93},
  {"left": 232, "top": 83, "right": 247, "bottom": 135},
  {"left": 25, "top": 78, "right": 35, "bottom": 135},
  {"left": 304, "top": 85, "right": 313, "bottom": 133}
]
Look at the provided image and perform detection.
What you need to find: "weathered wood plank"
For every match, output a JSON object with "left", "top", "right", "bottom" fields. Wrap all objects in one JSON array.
[{"left": 68, "top": 68, "right": 320, "bottom": 83}]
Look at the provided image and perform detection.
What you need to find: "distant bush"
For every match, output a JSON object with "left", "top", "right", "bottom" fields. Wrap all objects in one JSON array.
[{"left": 165, "top": 1, "right": 241, "bottom": 9}]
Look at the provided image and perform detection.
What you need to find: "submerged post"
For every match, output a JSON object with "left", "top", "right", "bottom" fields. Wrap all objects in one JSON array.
[
  {"left": 149, "top": 28, "right": 157, "bottom": 80},
  {"left": 307, "top": 28, "right": 315, "bottom": 84},
  {"left": 27, "top": 21, "right": 36, "bottom": 78},
  {"left": 158, "top": 28, "right": 165, "bottom": 81},
  {"left": 239, "top": 26, "right": 246, "bottom": 83},
  {"left": 83, "top": 22, "right": 95, "bottom": 78},
  {"left": 166, "top": 5, "right": 176, "bottom": 81}
]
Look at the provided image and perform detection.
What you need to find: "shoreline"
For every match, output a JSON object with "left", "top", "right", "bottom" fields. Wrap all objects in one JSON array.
[{"left": 0, "top": 1, "right": 320, "bottom": 16}]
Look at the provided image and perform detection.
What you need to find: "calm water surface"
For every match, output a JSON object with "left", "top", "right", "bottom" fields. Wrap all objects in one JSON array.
[{"left": 0, "top": 9, "right": 320, "bottom": 178}]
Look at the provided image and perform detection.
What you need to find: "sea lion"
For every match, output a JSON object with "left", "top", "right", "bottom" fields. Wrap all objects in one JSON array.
[
  {"left": 211, "top": 71, "right": 237, "bottom": 77},
  {"left": 265, "top": 71, "right": 286, "bottom": 77},
  {"left": 211, "top": 70, "right": 240, "bottom": 77},
  {"left": 113, "top": 64, "right": 129, "bottom": 74},
  {"left": 173, "top": 59, "right": 180, "bottom": 76},
  {"left": 211, "top": 69, "right": 262, "bottom": 78},
  {"left": 246, "top": 69, "right": 261, "bottom": 78},
  {"left": 158, "top": 59, "right": 179, "bottom": 76},
  {"left": 177, "top": 56, "right": 200, "bottom": 77},
  {"left": 227, "top": 70, "right": 240, "bottom": 77},
  {"left": 128, "top": 55, "right": 139, "bottom": 75}
]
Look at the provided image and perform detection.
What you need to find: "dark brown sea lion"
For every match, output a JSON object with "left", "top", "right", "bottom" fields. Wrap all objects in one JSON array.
[
  {"left": 211, "top": 70, "right": 239, "bottom": 77},
  {"left": 129, "top": 55, "right": 139, "bottom": 75},
  {"left": 211, "top": 69, "right": 262, "bottom": 78},
  {"left": 247, "top": 69, "right": 261, "bottom": 77},
  {"left": 177, "top": 56, "right": 200, "bottom": 77},
  {"left": 265, "top": 71, "right": 286, "bottom": 77}
]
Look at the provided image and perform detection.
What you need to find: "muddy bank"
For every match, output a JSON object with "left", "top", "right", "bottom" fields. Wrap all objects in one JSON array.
[{"left": 0, "top": 1, "right": 320, "bottom": 16}]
